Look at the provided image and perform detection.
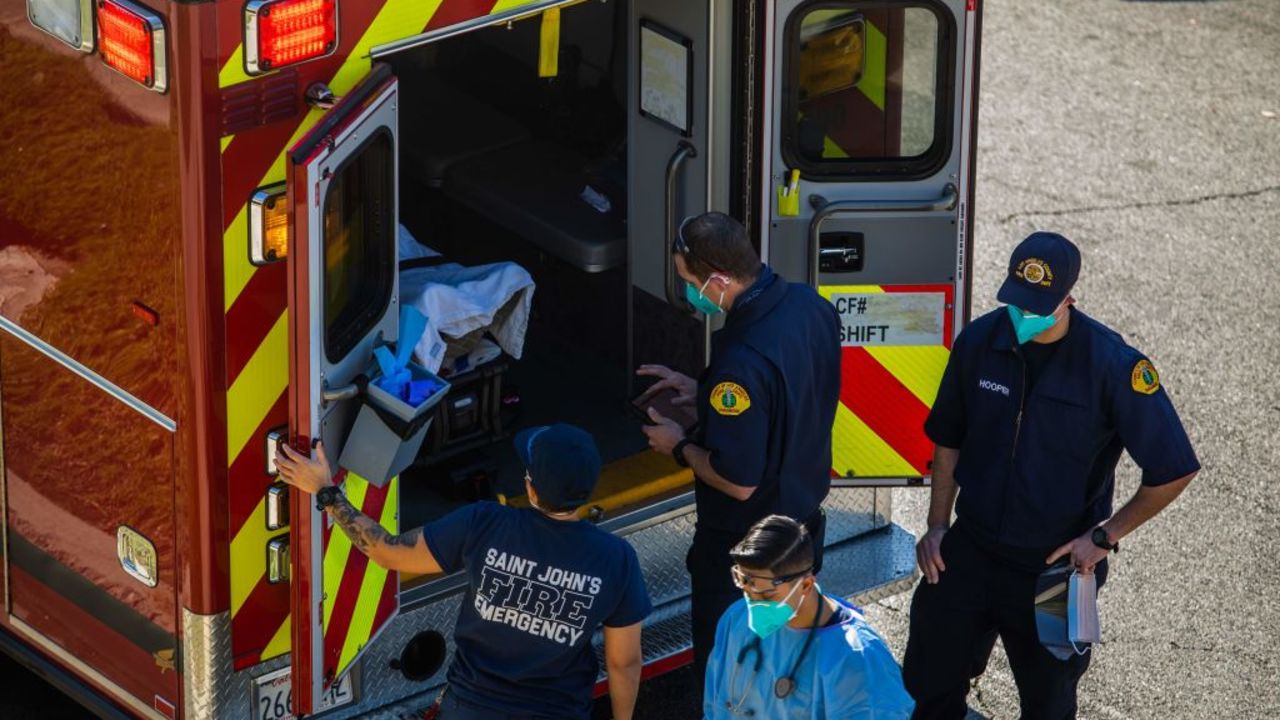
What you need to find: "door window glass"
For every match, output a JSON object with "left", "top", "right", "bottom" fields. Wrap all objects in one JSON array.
[
  {"left": 324, "top": 129, "right": 394, "bottom": 363},
  {"left": 783, "top": 2, "right": 951, "bottom": 178}
]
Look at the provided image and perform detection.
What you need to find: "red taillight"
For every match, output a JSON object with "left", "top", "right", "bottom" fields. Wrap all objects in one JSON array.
[
  {"left": 96, "top": 0, "right": 166, "bottom": 92},
  {"left": 245, "top": 0, "right": 337, "bottom": 75}
]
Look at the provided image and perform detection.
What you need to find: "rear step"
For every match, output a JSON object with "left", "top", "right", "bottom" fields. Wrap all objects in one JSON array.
[{"left": 357, "top": 523, "right": 918, "bottom": 719}]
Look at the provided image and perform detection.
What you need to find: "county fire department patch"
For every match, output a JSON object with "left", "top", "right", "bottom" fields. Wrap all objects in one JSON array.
[
  {"left": 710, "top": 382, "right": 751, "bottom": 416},
  {"left": 1016, "top": 257, "right": 1054, "bottom": 287},
  {"left": 1131, "top": 359, "right": 1160, "bottom": 394}
]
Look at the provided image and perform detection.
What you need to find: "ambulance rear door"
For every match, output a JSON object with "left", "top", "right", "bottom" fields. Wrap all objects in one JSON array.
[
  {"left": 764, "top": 0, "right": 981, "bottom": 486},
  {"left": 285, "top": 65, "right": 402, "bottom": 716}
]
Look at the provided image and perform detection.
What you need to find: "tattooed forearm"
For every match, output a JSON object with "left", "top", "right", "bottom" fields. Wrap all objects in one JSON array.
[
  {"left": 387, "top": 527, "right": 422, "bottom": 548},
  {"left": 327, "top": 495, "right": 393, "bottom": 554}
]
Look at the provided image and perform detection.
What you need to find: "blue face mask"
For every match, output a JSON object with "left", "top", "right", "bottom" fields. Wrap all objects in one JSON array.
[
  {"left": 685, "top": 278, "right": 724, "bottom": 315},
  {"left": 745, "top": 579, "right": 808, "bottom": 639},
  {"left": 1007, "top": 304, "right": 1057, "bottom": 344}
]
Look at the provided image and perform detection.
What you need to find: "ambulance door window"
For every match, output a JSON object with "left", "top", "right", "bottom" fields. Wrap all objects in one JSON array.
[
  {"left": 782, "top": 3, "right": 949, "bottom": 178},
  {"left": 323, "top": 129, "right": 395, "bottom": 363}
]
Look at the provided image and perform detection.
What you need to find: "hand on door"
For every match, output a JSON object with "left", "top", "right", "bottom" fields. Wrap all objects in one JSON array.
[
  {"left": 635, "top": 365, "right": 697, "bottom": 406},
  {"left": 275, "top": 441, "right": 334, "bottom": 495}
]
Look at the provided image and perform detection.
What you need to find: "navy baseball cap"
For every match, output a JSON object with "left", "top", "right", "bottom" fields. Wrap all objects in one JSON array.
[
  {"left": 514, "top": 424, "right": 601, "bottom": 510},
  {"left": 997, "top": 232, "right": 1081, "bottom": 316}
]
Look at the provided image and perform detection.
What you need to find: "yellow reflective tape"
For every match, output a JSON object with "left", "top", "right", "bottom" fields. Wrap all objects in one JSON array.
[
  {"left": 832, "top": 401, "right": 917, "bottom": 478},
  {"left": 864, "top": 345, "right": 950, "bottom": 408},
  {"left": 262, "top": 614, "right": 292, "bottom": 660},
  {"left": 227, "top": 312, "right": 288, "bottom": 464},
  {"left": 818, "top": 283, "right": 884, "bottom": 300},
  {"left": 489, "top": 0, "right": 554, "bottom": 14},
  {"left": 221, "top": 135, "right": 235, "bottom": 153},
  {"left": 538, "top": 8, "right": 560, "bottom": 78},
  {"left": 230, "top": 501, "right": 288, "bottom": 616},
  {"left": 858, "top": 20, "right": 886, "bottom": 111},
  {"left": 322, "top": 475, "right": 370, "bottom": 633},
  {"left": 336, "top": 476, "right": 397, "bottom": 674},
  {"left": 220, "top": 45, "right": 250, "bottom": 90}
]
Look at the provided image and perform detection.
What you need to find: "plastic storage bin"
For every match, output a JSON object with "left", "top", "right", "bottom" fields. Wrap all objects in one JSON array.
[{"left": 338, "top": 362, "right": 451, "bottom": 487}]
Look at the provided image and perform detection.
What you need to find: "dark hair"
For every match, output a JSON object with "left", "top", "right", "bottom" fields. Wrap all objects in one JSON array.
[
  {"left": 681, "top": 212, "right": 761, "bottom": 282},
  {"left": 729, "top": 515, "right": 814, "bottom": 577}
]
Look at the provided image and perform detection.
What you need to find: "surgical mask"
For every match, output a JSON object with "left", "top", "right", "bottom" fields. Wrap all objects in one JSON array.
[
  {"left": 745, "top": 579, "right": 807, "bottom": 639},
  {"left": 685, "top": 278, "right": 724, "bottom": 315},
  {"left": 1007, "top": 304, "right": 1057, "bottom": 344}
]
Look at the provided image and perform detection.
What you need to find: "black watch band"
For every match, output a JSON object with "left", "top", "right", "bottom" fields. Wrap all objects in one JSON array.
[
  {"left": 672, "top": 439, "right": 695, "bottom": 468},
  {"left": 1091, "top": 526, "right": 1119, "bottom": 553},
  {"left": 315, "top": 485, "right": 343, "bottom": 512}
]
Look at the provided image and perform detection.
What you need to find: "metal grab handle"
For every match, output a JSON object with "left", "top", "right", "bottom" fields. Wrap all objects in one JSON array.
[
  {"left": 664, "top": 141, "right": 698, "bottom": 309},
  {"left": 807, "top": 183, "right": 959, "bottom": 284},
  {"left": 321, "top": 374, "right": 367, "bottom": 407}
]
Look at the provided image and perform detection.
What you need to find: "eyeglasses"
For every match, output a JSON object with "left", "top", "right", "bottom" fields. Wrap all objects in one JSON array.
[
  {"left": 672, "top": 216, "right": 727, "bottom": 274},
  {"left": 730, "top": 565, "right": 812, "bottom": 594}
]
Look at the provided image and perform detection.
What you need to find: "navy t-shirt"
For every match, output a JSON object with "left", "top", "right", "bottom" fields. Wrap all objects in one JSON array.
[{"left": 422, "top": 502, "right": 652, "bottom": 719}]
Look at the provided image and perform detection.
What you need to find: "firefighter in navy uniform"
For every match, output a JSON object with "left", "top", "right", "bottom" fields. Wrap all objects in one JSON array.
[
  {"left": 637, "top": 212, "right": 841, "bottom": 697},
  {"left": 902, "top": 232, "right": 1200, "bottom": 719}
]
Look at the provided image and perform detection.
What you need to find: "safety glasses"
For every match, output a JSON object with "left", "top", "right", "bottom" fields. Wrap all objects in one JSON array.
[
  {"left": 730, "top": 565, "right": 812, "bottom": 594},
  {"left": 671, "top": 216, "right": 727, "bottom": 274}
]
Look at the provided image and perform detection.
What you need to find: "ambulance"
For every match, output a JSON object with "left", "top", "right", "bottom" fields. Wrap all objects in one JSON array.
[{"left": 0, "top": 0, "right": 981, "bottom": 716}]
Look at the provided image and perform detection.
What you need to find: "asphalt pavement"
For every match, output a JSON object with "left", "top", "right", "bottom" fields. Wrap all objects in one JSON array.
[{"left": 4, "top": 0, "right": 1278, "bottom": 718}]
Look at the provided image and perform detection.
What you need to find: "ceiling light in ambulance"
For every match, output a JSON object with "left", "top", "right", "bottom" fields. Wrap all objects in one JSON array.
[
  {"left": 27, "top": 0, "right": 94, "bottom": 52},
  {"left": 250, "top": 183, "right": 289, "bottom": 265},
  {"left": 96, "top": 0, "right": 167, "bottom": 92},
  {"left": 244, "top": 0, "right": 337, "bottom": 76}
]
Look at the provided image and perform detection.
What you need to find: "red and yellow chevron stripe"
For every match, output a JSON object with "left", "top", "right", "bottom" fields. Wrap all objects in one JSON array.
[
  {"left": 819, "top": 284, "right": 954, "bottom": 478},
  {"left": 219, "top": 0, "right": 554, "bottom": 669}
]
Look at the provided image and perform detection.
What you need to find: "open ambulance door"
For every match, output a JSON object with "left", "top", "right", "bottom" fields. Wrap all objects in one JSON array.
[
  {"left": 286, "top": 65, "right": 402, "bottom": 716},
  {"left": 764, "top": 0, "right": 981, "bottom": 486},
  {"left": 627, "top": 0, "right": 720, "bottom": 376}
]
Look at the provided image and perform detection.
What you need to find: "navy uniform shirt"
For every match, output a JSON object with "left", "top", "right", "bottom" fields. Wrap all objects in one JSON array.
[
  {"left": 924, "top": 306, "right": 1199, "bottom": 560},
  {"left": 422, "top": 502, "right": 652, "bottom": 719},
  {"left": 693, "top": 266, "right": 842, "bottom": 534}
]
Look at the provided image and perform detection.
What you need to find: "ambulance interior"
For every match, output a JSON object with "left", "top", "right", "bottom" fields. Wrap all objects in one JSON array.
[{"left": 375, "top": 1, "right": 697, "bottom": 544}]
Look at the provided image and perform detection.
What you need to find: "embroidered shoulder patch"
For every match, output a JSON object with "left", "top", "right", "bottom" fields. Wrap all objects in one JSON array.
[
  {"left": 1131, "top": 359, "right": 1160, "bottom": 395},
  {"left": 710, "top": 382, "right": 751, "bottom": 416}
]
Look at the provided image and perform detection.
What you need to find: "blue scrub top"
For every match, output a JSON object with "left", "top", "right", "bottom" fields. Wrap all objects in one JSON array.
[
  {"left": 925, "top": 307, "right": 1200, "bottom": 554},
  {"left": 704, "top": 596, "right": 915, "bottom": 719},
  {"left": 693, "top": 266, "right": 842, "bottom": 534}
]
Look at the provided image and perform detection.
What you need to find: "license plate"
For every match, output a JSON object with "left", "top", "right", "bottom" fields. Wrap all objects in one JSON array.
[{"left": 253, "top": 667, "right": 355, "bottom": 720}]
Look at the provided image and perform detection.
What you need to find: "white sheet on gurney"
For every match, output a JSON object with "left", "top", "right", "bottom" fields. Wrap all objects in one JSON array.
[{"left": 398, "top": 225, "right": 535, "bottom": 374}]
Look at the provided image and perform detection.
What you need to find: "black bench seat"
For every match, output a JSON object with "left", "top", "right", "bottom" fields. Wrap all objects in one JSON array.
[{"left": 442, "top": 140, "right": 626, "bottom": 273}]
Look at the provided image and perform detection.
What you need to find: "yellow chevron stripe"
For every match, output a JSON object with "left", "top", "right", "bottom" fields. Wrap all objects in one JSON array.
[
  {"left": 226, "top": 311, "right": 288, "bottom": 462},
  {"left": 864, "top": 345, "right": 949, "bottom": 408},
  {"left": 220, "top": 45, "right": 250, "bottom": 90},
  {"left": 336, "top": 476, "right": 398, "bottom": 673},
  {"left": 230, "top": 500, "right": 289, "bottom": 616},
  {"left": 832, "top": 401, "right": 917, "bottom": 478},
  {"left": 224, "top": 154, "right": 287, "bottom": 312},
  {"left": 859, "top": 20, "right": 887, "bottom": 111},
  {"left": 221, "top": 135, "right": 235, "bottom": 152},
  {"left": 322, "top": 476, "right": 370, "bottom": 633},
  {"left": 263, "top": 614, "right": 292, "bottom": 659}
]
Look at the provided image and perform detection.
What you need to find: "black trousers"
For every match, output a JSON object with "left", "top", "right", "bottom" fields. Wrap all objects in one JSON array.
[
  {"left": 687, "top": 510, "right": 826, "bottom": 702},
  {"left": 902, "top": 526, "right": 1105, "bottom": 720}
]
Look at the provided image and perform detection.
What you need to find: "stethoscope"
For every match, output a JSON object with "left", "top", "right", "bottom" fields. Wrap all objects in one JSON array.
[{"left": 724, "top": 592, "right": 824, "bottom": 716}]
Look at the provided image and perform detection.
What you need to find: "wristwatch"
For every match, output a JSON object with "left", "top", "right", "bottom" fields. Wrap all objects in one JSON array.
[
  {"left": 315, "top": 485, "right": 343, "bottom": 512},
  {"left": 1090, "top": 526, "right": 1119, "bottom": 553},
  {"left": 672, "top": 438, "right": 696, "bottom": 468}
]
